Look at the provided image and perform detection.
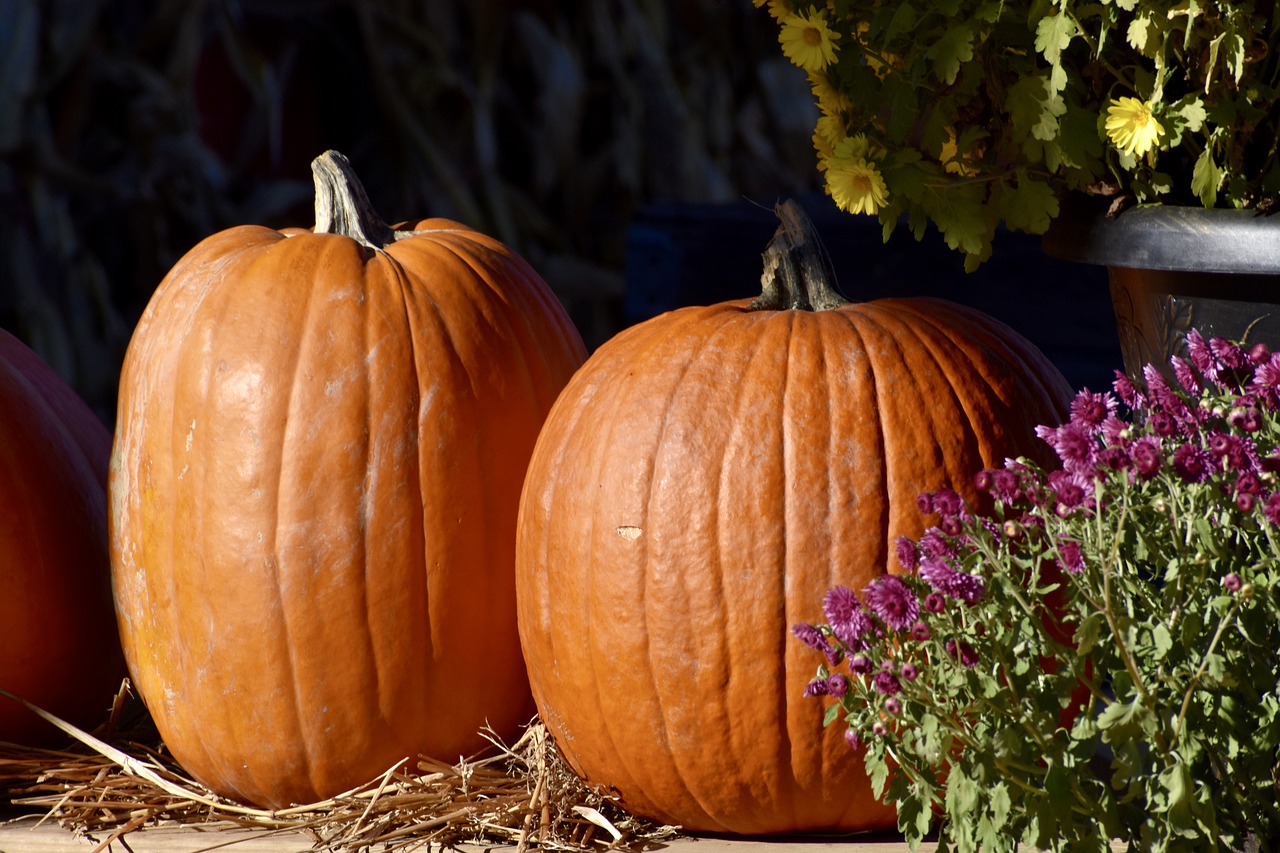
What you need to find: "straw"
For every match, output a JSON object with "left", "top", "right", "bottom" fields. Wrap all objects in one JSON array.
[{"left": 0, "top": 683, "right": 677, "bottom": 851}]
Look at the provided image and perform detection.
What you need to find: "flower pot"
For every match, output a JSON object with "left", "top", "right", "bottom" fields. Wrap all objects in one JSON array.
[{"left": 1042, "top": 197, "right": 1280, "bottom": 377}]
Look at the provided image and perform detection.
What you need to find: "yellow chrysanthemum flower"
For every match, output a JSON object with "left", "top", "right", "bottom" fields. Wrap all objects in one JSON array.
[
  {"left": 825, "top": 151, "right": 889, "bottom": 215},
  {"left": 809, "top": 71, "right": 851, "bottom": 116},
  {"left": 1105, "top": 97, "right": 1165, "bottom": 157},
  {"left": 813, "top": 113, "right": 845, "bottom": 164},
  {"left": 778, "top": 10, "right": 840, "bottom": 72},
  {"left": 753, "top": 0, "right": 789, "bottom": 21}
]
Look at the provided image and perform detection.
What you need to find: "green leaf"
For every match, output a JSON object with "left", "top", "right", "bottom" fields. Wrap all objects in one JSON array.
[
  {"left": 1127, "top": 13, "right": 1151, "bottom": 53},
  {"left": 921, "top": 180, "right": 992, "bottom": 257},
  {"left": 869, "top": 756, "right": 890, "bottom": 799},
  {"left": 1034, "top": 13, "right": 1077, "bottom": 65},
  {"left": 1191, "top": 147, "right": 1222, "bottom": 206},
  {"left": 1073, "top": 611, "right": 1104, "bottom": 655},
  {"left": 823, "top": 702, "right": 842, "bottom": 726},
  {"left": 1097, "top": 696, "right": 1155, "bottom": 741},
  {"left": 1173, "top": 96, "right": 1207, "bottom": 133},
  {"left": 1151, "top": 623, "right": 1173, "bottom": 660},
  {"left": 994, "top": 174, "right": 1059, "bottom": 234},
  {"left": 927, "top": 24, "right": 975, "bottom": 85},
  {"left": 945, "top": 767, "right": 981, "bottom": 819},
  {"left": 989, "top": 781, "right": 1013, "bottom": 828}
]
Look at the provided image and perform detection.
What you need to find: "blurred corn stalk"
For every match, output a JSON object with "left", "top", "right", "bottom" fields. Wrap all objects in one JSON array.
[{"left": 0, "top": 0, "right": 817, "bottom": 423}]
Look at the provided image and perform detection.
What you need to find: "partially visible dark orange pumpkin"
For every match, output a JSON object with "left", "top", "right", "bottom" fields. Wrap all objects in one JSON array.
[
  {"left": 0, "top": 329, "right": 123, "bottom": 744},
  {"left": 515, "top": 202, "right": 1073, "bottom": 834},
  {"left": 109, "top": 151, "right": 587, "bottom": 808}
]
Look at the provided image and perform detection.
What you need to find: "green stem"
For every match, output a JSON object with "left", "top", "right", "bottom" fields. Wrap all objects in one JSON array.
[{"left": 1170, "top": 596, "right": 1240, "bottom": 747}]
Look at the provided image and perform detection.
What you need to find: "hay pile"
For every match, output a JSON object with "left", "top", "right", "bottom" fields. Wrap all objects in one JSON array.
[{"left": 0, "top": 685, "right": 676, "bottom": 852}]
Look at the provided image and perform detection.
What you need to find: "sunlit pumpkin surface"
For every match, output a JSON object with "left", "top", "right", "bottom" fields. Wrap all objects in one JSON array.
[
  {"left": 110, "top": 156, "right": 586, "bottom": 808},
  {"left": 517, "top": 292, "right": 1073, "bottom": 834}
]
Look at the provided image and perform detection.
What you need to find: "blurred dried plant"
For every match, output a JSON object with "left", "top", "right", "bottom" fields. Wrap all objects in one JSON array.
[{"left": 0, "top": 0, "right": 819, "bottom": 422}]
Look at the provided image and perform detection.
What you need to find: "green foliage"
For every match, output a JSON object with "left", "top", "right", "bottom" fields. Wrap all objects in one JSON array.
[
  {"left": 754, "top": 0, "right": 1280, "bottom": 267},
  {"left": 796, "top": 335, "right": 1280, "bottom": 849}
]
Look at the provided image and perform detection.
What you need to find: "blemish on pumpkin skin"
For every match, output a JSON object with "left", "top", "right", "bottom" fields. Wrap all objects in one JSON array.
[{"left": 615, "top": 526, "right": 643, "bottom": 541}]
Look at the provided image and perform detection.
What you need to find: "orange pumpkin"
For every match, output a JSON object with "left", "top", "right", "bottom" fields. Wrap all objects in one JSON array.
[
  {"left": 109, "top": 151, "right": 587, "bottom": 808},
  {"left": 515, "top": 202, "right": 1072, "bottom": 834},
  {"left": 0, "top": 329, "right": 123, "bottom": 743}
]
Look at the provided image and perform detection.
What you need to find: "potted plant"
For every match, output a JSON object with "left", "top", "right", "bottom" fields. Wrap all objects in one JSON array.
[
  {"left": 794, "top": 332, "right": 1280, "bottom": 851},
  {"left": 751, "top": 0, "right": 1280, "bottom": 373}
]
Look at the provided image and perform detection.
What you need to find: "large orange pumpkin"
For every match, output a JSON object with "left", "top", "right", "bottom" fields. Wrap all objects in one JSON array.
[
  {"left": 0, "top": 329, "right": 123, "bottom": 743},
  {"left": 515, "top": 202, "right": 1073, "bottom": 834},
  {"left": 109, "top": 151, "right": 587, "bottom": 808}
]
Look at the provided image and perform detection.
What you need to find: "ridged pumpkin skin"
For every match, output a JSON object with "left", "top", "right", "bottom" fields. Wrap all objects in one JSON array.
[
  {"left": 109, "top": 153, "right": 587, "bottom": 808},
  {"left": 0, "top": 329, "right": 123, "bottom": 743},
  {"left": 516, "top": 290, "right": 1072, "bottom": 834}
]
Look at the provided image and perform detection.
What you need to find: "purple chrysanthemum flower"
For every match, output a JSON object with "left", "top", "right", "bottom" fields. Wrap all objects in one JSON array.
[
  {"left": 844, "top": 728, "right": 861, "bottom": 749},
  {"left": 826, "top": 674, "right": 850, "bottom": 697},
  {"left": 1047, "top": 470, "right": 1094, "bottom": 514},
  {"left": 1098, "top": 446, "right": 1131, "bottom": 471},
  {"left": 991, "top": 468, "right": 1021, "bottom": 504},
  {"left": 1186, "top": 329, "right": 1217, "bottom": 377},
  {"left": 1131, "top": 436, "right": 1163, "bottom": 480},
  {"left": 1037, "top": 422, "right": 1098, "bottom": 474},
  {"left": 1236, "top": 471, "right": 1263, "bottom": 496},
  {"left": 804, "top": 677, "right": 829, "bottom": 697},
  {"left": 918, "top": 530, "right": 955, "bottom": 561},
  {"left": 910, "top": 621, "right": 931, "bottom": 641},
  {"left": 872, "top": 721, "right": 889, "bottom": 738},
  {"left": 850, "top": 655, "right": 873, "bottom": 674},
  {"left": 1265, "top": 494, "right": 1280, "bottom": 526},
  {"left": 1251, "top": 354, "right": 1280, "bottom": 410},
  {"left": 1230, "top": 405, "right": 1264, "bottom": 433},
  {"left": 1211, "top": 337, "right": 1250, "bottom": 371},
  {"left": 1209, "top": 432, "right": 1254, "bottom": 471},
  {"left": 792, "top": 623, "right": 831, "bottom": 654},
  {"left": 1070, "top": 388, "right": 1117, "bottom": 431},
  {"left": 824, "top": 585, "right": 879, "bottom": 650},
  {"left": 1222, "top": 573, "right": 1244, "bottom": 592},
  {"left": 1249, "top": 343, "right": 1271, "bottom": 365},
  {"left": 894, "top": 536, "right": 919, "bottom": 571},
  {"left": 931, "top": 488, "right": 964, "bottom": 518},
  {"left": 901, "top": 663, "right": 919, "bottom": 681},
  {"left": 823, "top": 585, "right": 860, "bottom": 624},
  {"left": 1238, "top": 492, "right": 1258, "bottom": 512},
  {"left": 918, "top": 558, "right": 985, "bottom": 604},
  {"left": 1113, "top": 370, "right": 1145, "bottom": 409},
  {"left": 1057, "top": 539, "right": 1085, "bottom": 574},
  {"left": 884, "top": 697, "right": 902, "bottom": 715},
  {"left": 923, "top": 592, "right": 945, "bottom": 614},
  {"left": 1171, "top": 357, "right": 1201, "bottom": 395},
  {"left": 1148, "top": 410, "right": 1178, "bottom": 437},
  {"left": 871, "top": 670, "right": 901, "bottom": 695},
  {"left": 1172, "top": 443, "right": 1214, "bottom": 483},
  {"left": 1101, "top": 414, "right": 1130, "bottom": 446},
  {"left": 1143, "top": 365, "right": 1196, "bottom": 424},
  {"left": 864, "top": 575, "right": 920, "bottom": 632}
]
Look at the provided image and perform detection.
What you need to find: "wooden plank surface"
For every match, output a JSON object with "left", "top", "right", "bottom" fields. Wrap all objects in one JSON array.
[
  {"left": 0, "top": 818, "right": 1136, "bottom": 852},
  {"left": 0, "top": 818, "right": 917, "bottom": 853}
]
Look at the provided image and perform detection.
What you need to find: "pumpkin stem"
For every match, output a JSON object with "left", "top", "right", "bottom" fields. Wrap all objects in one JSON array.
[
  {"left": 311, "top": 150, "right": 397, "bottom": 251},
  {"left": 749, "top": 199, "right": 849, "bottom": 311}
]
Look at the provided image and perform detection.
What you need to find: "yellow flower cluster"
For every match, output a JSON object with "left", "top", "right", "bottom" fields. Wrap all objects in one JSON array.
[{"left": 759, "top": 1, "right": 1180, "bottom": 221}]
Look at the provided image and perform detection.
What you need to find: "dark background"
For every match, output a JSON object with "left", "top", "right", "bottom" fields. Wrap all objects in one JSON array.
[{"left": 0, "top": 0, "right": 1120, "bottom": 427}]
